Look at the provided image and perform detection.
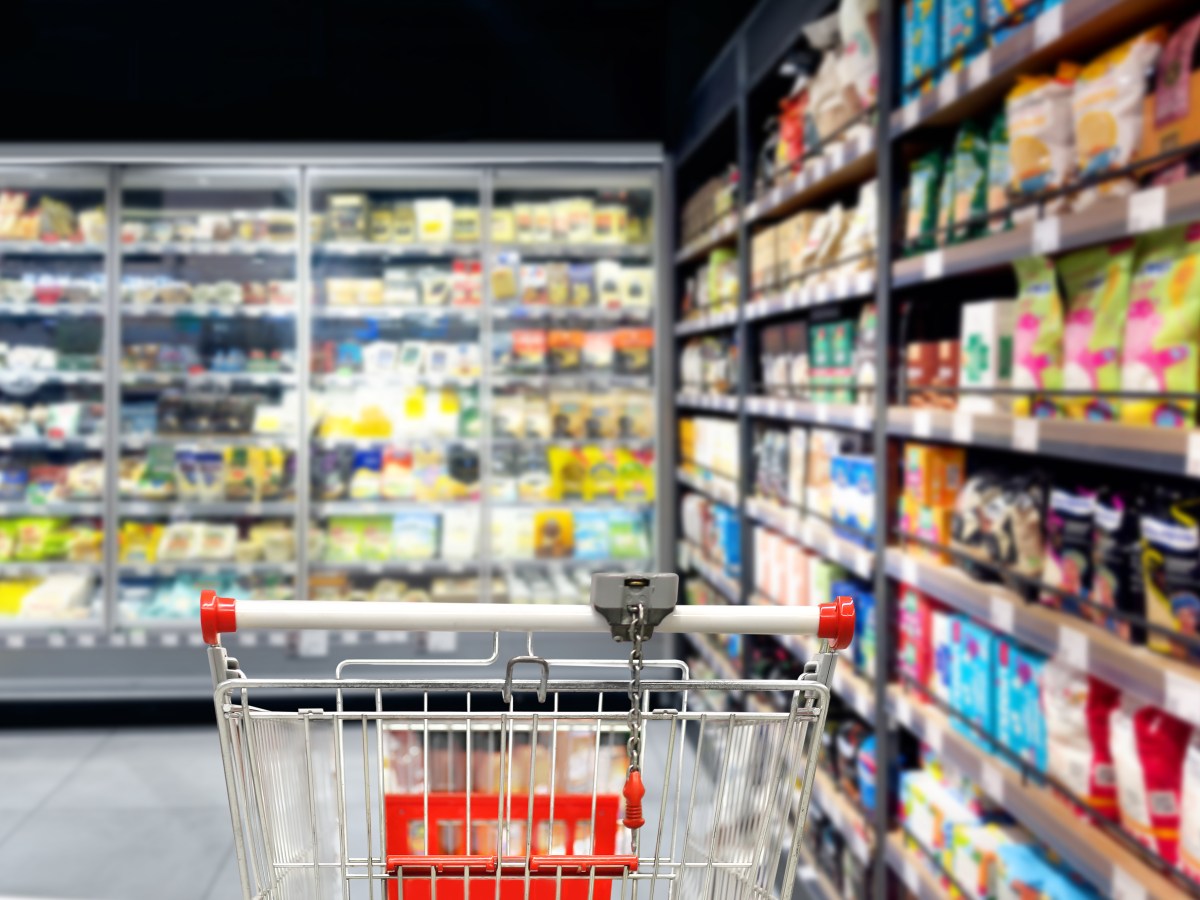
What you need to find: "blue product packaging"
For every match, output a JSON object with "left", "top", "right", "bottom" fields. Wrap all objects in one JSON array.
[
  {"left": 714, "top": 504, "right": 741, "bottom": 577},
  {"left": 851, "top": 455, "right": 876, "bottom": 547},
  {"left": 830, "top": 456, "right": 855, "bottom": 539},
  {"left": 951, "top": 618, "right": 996, "bottom": 750},
  {"left": 854, "top": 585, "right": 877, "bottom": 678},
  {"left": 573, "top": 510, "right": 611, "bottom": 560},
  {"left": 903, "top": 0, "right": 941, "bottom": 102},
  {"left": 1013, "top": 645, "right": 1047, "bottom": 772},
  {"left": 857, "top": 734, "right": 878, "bottom": 812},
  {"left": 986, "top": 0, "right": 1059, "bottom": 48},
  {"left": 941, "top": 0, "right": 981, "bottom": 75}
]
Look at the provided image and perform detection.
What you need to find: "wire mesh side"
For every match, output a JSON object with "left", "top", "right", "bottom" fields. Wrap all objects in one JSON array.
[{"left": 216, "top": 677, "right": 829, "bottom": 900}]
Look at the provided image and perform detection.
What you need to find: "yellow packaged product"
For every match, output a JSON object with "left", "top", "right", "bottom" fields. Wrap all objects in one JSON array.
[
  {"left": 583, "top": 447, "right": 618, "bottom": 501},
  {"left": 120, "top": 522, "right": 163, "bottom": 564},
  {"left": 1072, "top": 28, "right": 1167, "bottom": 208},
  {"left": 1007, "top": 64, "right": 1080, "bottom": 214},
  {"left": 549, "top": 446, "right": 587, "bottom": 501},
  {"left": 534, "top": 510, "right": 574, "bottom": 559}
]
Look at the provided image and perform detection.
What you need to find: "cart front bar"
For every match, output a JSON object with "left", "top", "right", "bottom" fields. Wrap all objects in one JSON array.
[{"left": 200, "top": 589, "right": 854, "bottom": 647}]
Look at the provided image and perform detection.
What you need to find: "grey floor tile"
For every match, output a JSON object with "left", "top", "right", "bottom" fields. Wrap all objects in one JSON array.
[
  {"left": 0, "top": 729, "right": 112, "bottom": 811},
  {"left": 44, "top": 726, "right": 228, "bottom": 812},
  {"left": 0, "top": 807, "right": 231, "bottom": 900}
]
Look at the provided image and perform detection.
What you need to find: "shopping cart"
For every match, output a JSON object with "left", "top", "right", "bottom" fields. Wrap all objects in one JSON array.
[{"left": 200, "top": 573, "right": 854, "bottom": 900}]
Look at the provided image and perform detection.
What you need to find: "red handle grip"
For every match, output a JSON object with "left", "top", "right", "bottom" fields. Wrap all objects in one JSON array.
[
  {"left": 817, "top": 596, "right": 855, "bottom": 650},
  {"left": 200, "top": 589, "right": 237, "bottom": 645},
  {"left": 622, "top": 769, "right": 646, "bottom": 829}
]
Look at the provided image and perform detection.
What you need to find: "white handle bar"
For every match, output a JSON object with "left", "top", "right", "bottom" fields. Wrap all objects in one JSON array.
[{"left": 200, "top": 591, "right": 856, "bottom": 648}]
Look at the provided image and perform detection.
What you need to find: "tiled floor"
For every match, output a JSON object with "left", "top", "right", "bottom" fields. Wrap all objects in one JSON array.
[{"left": 0, "top": 727, "right": 240, "bottom": 900}]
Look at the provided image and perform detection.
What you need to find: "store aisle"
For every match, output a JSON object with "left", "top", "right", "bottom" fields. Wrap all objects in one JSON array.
[{"left": 0, "top": 727, "right": 240, "bottom": 900}]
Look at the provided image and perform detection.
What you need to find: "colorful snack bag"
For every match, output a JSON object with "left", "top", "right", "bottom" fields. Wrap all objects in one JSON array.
[
  {"left": 1040, "top": 486, "right": 1095, "bottom": 615},
  {"left": 986, "top": 111, "right": 1011, "bottom": 234},
  {"left": 1110, "top": 697, "right": 1190, "bottom": 865},
  {"left": 1089, "top": 487, "right": 1146, "bottom": 641},
  {"left": 1059, "top": 240, "right": 1134, "bottom": 421},
  {"left": 951, "top": 120, "right": 989, "bottom": 242},
  {"left": 1120, "top": 224, "right": 1200, "bottom": 428},
  {"left": 1071, "top": 28, "right": 1167, "bottom": 208},
  {"left": 940, "top": 0, "right": 981, "bottom": 77},
  {"left": 1012, "top": 256, "right": 1064, "bottom": 418},
  {"left": 1042, "top": 660, "right": 1120, "bottom": 820},
  {"left": 902, "top": 0, "right": 941, "bottom": 102},
  {"left": 1140, "top": 490, "right": 1200, "bottom": 661},
  {"left": 905, "top": 151, "right": 943, "bottom": 252},
  {"left": 1007, "top": 65, "right": 1080, "bottom": 213}
]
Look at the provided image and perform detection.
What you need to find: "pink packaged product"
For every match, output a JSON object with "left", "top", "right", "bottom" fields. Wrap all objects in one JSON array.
[
  {"left": 783, "top": 542, "right": 808, "bottom": 606},
  {"left": 1042, "top": 660, "right": 1120, "bottom": 821},
  {"left": 1110, "top": 697, "right": 1191, "bottom": 866}
]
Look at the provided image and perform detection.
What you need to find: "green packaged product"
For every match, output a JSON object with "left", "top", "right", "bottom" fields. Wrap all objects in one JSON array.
[
  {"left": 951, "top": 120, "right": 988, "bottom": 242},
  {"left": 1121, "top": 223, "right": 1200, "bottom": 428},
  {"left": 1059, "top": 239, "right": 1134, "bottom": 422},
  {"left": 904, "top": 151, "right": 943, "bottom": 253},
  {"left": 1012, "top": 256, "right": 1064, "bottom": 419},
  {"left": 935, "top": 161, "right": 955, "bottom": 247},
  {"left": 986, "top": 111, "right": 1011, "bottom": 235}
]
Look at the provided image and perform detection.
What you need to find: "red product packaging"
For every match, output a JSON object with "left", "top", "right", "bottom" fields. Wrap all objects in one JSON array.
[
  {"left": 897, "top": 582, "right": 935, "bottom": 686},
  {"left": 1111, "top": 697, "right": 1191, "bottom": 864}
]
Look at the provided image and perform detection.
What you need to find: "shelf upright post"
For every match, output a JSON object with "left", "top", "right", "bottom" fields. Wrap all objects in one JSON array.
[
  {"left": 479, "top": 167, "right": 495, "bottom": 606},
  {"left": 102, "top": 165, "right": 122, "bottom": 636},
  {"left": 735, "top": 33, "right": 753, "bottom": 633},
  {"left": 654, "top": 160, "right": 675, "bottom": 579},
  {"left": 871, "top": 4, "right": 900, "bottom": 897},
  {"left": 296, "top": 166, "right": 312, "bottom": 615}
]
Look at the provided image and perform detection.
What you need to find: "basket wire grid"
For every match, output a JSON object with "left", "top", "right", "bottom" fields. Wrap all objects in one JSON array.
[{"left": 211, "top": 650, "right": 834, "bottom": 900}]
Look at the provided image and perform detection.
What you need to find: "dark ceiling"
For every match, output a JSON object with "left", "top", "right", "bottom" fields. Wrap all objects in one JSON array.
[{"left": 7, "top": 0, "right": 759, "bottom": 147}]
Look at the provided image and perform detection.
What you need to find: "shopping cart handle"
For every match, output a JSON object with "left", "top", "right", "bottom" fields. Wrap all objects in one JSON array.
[{"left": 200, "top": 589, "right": 854, "bottom": 648}]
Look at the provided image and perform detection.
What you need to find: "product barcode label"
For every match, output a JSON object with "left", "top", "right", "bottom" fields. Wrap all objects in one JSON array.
[
  {"left": 1032, "top": 217, "right": 1060, "bottom": 255},
  {"left": 952, "top": 412, "right": 974, "bottom": 443},
  {"left": 1034, "top": 4, "right": 1063, "bottom": 48},
  {"left": 922, "top": 250, "right": 944, "bottom": 280},
  {"left": 913, "top": 410, "right": 933, "bottom": 438},
  {"left": 1012, "top": 418, "right": 1039, "bottom": 452},
  {"left": 989, "top": 595, "right": 1015, "bottom": 633},
  {"left": 982, "top": 764, "right": 1005, "bottom": 801},
  {"left": 1127, "top": 187, "right": 1166, "bottom": 234},
  {"left": 1058, "top": 626, "right": 1089, "bottom": 671},
  {"left": 1111, "top": 867, "right": 1148, "bottom": 900}
]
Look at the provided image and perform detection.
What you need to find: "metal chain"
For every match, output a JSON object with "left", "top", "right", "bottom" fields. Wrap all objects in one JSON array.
[{"left": 626, "top": 601, "right": 646, "bottom": 772}]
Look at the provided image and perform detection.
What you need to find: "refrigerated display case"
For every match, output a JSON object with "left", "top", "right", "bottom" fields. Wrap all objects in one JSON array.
[{"left": 0, "top": 146, "right": 667, "bottom": 698}]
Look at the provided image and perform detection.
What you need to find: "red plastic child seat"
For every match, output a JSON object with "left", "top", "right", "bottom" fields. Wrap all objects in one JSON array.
[{"left": 386, "top": 793, "right": 636, "bottom": 899}]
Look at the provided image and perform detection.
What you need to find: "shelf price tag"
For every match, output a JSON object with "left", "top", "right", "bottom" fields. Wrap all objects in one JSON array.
[
  {"left": 924, "top": 721, "right": 944, "bottom": 753},
  {"left": 429, "top": 632, "right": 458, "bottom": 653},
  {"left": 913, "top": 410, "right": 934, "bottom": 438},
  {"left": 981, "top": 764, "right": 1005, "bottom": 801},
  {"left": 1127, "top": 186, "right": 1167, "bottom": 234},
  {"left": 829, "top": 143, "right": 845, "bottom": 171},
  {"left": 159, "top": 632, "right": 180, "bottom": 648},
  {"left": 967, "top": 53, "right": 991, "bottom": 90},
  {"left": 989, "top": 595, "right": 1015, "bottom": 633},
  {"left": 902, "top": 859, "right": 920, "bottom": 892},
  {"left": 5, "top": 635, "right": 25, "bottom": 650},
  {"left": 901, "top": 101, "right": 920, "bottom": 131},
  {"left": 240, "top": 633, "right": 258, "bottom": 648},
  {"left": 815, "top": 403, "right": 830, "bottom": 424},
  {"left": 1185, "top": 432, "right": 1200, "bottom": 478},
  {"left": 298, "top": 631, "right": 330, "bottom": 658},
  {"left": 938, "top": 74, "right": 959, "bottom": 108},
  {"left": 922, "top": 250, "right": 944, "bottom": 280},
  {"left": 47, "top": 633, "right": 66, "bottom": 649},
  {"left": 1034, "top": 4, "right": 1063, "bottom": 48},
  {"left": 1164, "top": 671, "right": 1200, "bottom": 726},
  {"left": 1032, "top": 217, "right": 1060, "bottom": 255},
  {"left": 1058, "top": 626, "right": 1089, "bottom": 671},
  {"left": 1111, "top": 867, "right": 1148, "bottom": 900},
  {"left": 900, "top": 555, "right": 920, "bottom": 587},
  {"left": 853, "top": 405, "right": 872, "bottom": 430},
  {"left": 1012, "top": 418, "right": 1039, "bottom": 452},
  {"left": 952, "top": 412, "right": 975, "bottom": 443},
  {"left": 268, "top": 632, "right": 287, "bottom": 648}
]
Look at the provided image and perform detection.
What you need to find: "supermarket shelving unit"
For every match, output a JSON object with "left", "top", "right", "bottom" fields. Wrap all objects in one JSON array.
[
  {"left": 666, "top": 0, "right": 1200, "bottom": 897},
  {"left": 0, "top": 145, "right": 669, "bottom": 699}
]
